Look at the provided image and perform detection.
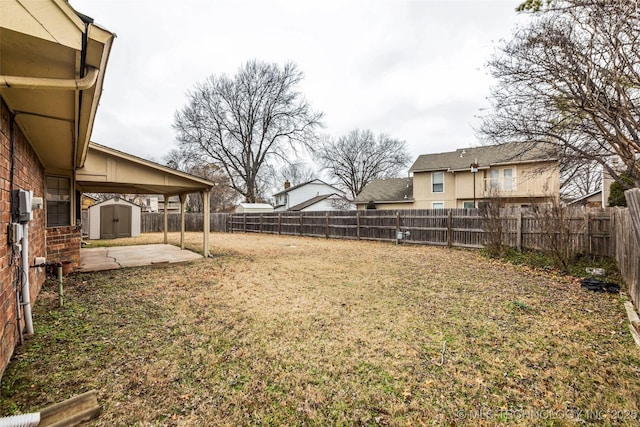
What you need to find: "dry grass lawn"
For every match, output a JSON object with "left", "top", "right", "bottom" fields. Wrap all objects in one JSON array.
[{"left": 1, "top": 232, "right": 640, "bottom": 426}]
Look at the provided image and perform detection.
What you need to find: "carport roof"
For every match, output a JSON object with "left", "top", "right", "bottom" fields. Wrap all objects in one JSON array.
[{"left": 76, "top": 142, "right": 214, "bottom": 195}]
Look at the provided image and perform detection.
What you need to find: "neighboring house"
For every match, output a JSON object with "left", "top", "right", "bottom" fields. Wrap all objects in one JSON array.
[
  {"left": 81, "top": 194, "right": 100, "bottom": 211},
  {"left": 356, "top": 143, "right": 559, "bottom": 209},
  {"left": 158, "top": 195, "right": 181, "bottom": 213},
  {"left": 288, "top": 193, "right": 353, "bottom": 211},
  {"left": 273, "top": 179, "right": 350, "bottom": 211},
  {"left": 565, "top": 162, "right": 624, "bottom": 208},
  {"left": 130, "top": 195, "right": 160, "bottom": 212},
  {"left": 355, "top": 178, "right": 414, "bottom": 210},
  {"left": 566, "top": 191, "right": 604, "bottom": 208},
  {"left": 0, "top": 1, "right": 214, "bottom": 378}
]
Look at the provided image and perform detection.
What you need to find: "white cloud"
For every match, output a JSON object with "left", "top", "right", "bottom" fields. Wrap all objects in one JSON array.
[{"left": 73, "top": 0, "right": 527, "bottom": 170}]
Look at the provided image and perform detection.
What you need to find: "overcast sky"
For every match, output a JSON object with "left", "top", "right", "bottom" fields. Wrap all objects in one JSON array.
[{"left": 72, "top": 0, "right": 528, "bottom": 169}]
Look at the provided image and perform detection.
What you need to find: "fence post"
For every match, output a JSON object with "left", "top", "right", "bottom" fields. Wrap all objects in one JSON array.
[
  {"left": 278, "top": 213, "right": 282, "bottom": 235},
  {"left": 260, "top": 214, "right": 263, "bottom": 233},
  {"left": 516, "top": 208, "right": 522, "bottom": 251},
  {"left": 356, "top": 211, "right": 361, "bottom": 240},
  {"left": 243, "top": 214, "right": 247, "bottom": 232},
  {"left": 584, "top": 209, "right": 590, "bottom": 254},
  {"left": 447, "top": 209, "right": 452, "bottom": 248},
  {"left": 325, "top": 212, "right": 329, "bottom": 239},
  {"left": 300, "top": 213, "right": 303, "bottom": 236},
  {"left": 609, "top": 208, "right": 616, "bottom": 257}
]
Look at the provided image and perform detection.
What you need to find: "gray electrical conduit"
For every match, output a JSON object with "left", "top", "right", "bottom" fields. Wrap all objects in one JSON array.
[{"left": 0, "top": 67, "right": 99, "bottom": 90}]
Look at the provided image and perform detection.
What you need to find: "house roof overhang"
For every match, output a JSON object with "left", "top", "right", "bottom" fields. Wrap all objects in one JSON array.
[
  {"left": 0, "top": 0, "right": 115, "bottom": 173},
  {"left": 76, "top": 143, "right": 215, "bottom": 195},
  {"left": 354, "top": 199, "right": 414, "bottom": 205}
]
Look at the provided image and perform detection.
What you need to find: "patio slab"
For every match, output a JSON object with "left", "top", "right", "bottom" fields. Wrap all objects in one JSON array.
[{"left": 78, "top": 244, "right": 202, "bottom": 272}]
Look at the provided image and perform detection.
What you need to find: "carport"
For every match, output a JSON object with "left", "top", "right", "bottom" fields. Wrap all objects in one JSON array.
[{"left": 76, "top": 142, "right": 214, "bottom": 255}]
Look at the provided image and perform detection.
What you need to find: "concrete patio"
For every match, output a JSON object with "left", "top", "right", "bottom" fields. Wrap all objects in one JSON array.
[{"left": 78, "top": 244, "right": 202, "bottom": 272}]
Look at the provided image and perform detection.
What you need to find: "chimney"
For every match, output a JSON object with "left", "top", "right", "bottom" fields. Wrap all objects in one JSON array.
[{"left": 284, "top": 180, "right": 291, "bottom": 189}]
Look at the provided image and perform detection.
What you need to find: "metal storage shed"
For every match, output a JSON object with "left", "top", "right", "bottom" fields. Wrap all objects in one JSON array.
[{"left": 87, "top": 197, "right": 141, "bottom": 240}]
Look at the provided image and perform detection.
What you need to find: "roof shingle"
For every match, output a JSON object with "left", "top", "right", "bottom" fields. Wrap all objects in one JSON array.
[
  {"left": 355, "top": 178, "right": 413, "bottom": 203},
  {"left": 409, "top": 142, "right": 557, "bottom": 173}
]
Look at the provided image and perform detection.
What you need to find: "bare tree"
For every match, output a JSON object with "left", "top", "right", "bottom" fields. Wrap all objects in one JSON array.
[
  {"left": 560, "top": 160, "right": 602, "bottom": 202},
  {"left": 165, "top": 148, "right": 195, "bottom": 172},
  {"left": 278, "top": 161, "right": 317, "bottom": 187},
  {"left": 173, "top": 60, "right": 323, "bottom": 203},
  {"left": 315, "top": 129, "right": 411, "bottom": 198},
  {"left": 481, "top": 0, "right": 640, "bottom": 189},
  {"left": 480, "top": 192, "right": 506, "bottom": 257},
  {"left": 164, "top": 149, "right": 239, "bottom": 212}
]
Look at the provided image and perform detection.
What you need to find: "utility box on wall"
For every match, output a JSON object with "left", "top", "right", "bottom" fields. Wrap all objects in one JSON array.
[
  {"left": 13, "top": 189, "right": 32, "bottom": 223},
  {"left": 12, "top": 189, "right": 44, "bottom": 224}
]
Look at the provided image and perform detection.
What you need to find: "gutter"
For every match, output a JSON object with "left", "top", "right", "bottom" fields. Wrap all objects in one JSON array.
[
  {"left": 0, "top": 67, "right": 99, "bottom": 90},
  {"left": 355, "top": 199, "right": 415, "bottom": 205}
]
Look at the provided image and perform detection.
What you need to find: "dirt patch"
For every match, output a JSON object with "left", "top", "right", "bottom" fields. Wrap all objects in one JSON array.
[{"left": 2, "top": 233, "right": 639, "bottom": 425}]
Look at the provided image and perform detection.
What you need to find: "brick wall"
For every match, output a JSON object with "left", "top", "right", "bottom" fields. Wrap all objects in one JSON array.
[
  {"left": 46, "top": 226, "right": 81, "bottom": 268},
  {"left": 0, "top": 98, "right": 46, "bottom": 378}
]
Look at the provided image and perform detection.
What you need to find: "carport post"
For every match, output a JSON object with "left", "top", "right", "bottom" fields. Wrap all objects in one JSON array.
[
  {"left": 163, "top": 194, "right": 169, "bottom": 244},
  {"left": 179, "top": 194, "right": 187, "bottom": 250},
  {"left": 202, "top": 190, "right": 211, "bottom": 257}
]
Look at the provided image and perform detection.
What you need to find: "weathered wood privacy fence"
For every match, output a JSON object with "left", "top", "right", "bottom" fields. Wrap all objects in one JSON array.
[
  {"left": 617, "top": 189, "right": 640, "bottom": 312},
  {"left": 227, "top": 208, "right": 614, "bottom": 257},
  {"left": 141, "top": 213, "right": 229, "bottom": 233}
]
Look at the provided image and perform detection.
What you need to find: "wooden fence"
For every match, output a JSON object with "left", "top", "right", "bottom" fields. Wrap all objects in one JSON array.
[
  {"left": 141, "top": 213, "right": 229, "bottom": 233},
  {"left": 615, "top": 190, "right": 640, "bottom": 311},
  {"left": 228, "top": 208, "right": 614, "bottom": 257}
]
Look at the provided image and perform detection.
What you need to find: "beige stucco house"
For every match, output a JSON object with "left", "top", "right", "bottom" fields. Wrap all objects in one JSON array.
[{"left": 356, "top": 143, "right": 560, "bottom": 209}]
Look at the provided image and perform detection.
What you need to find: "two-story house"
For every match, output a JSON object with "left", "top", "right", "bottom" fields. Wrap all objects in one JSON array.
[
  {"left": 356, "top": 143, "right": 559, "bottom": 209},
  {"left": 273, "top": 179, "right": 351, "bottom": 211}
]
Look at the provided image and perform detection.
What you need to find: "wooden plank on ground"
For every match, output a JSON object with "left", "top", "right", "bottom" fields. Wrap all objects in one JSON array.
[{"left": 39, "top": 390, "right": 101, "bottom": 427}]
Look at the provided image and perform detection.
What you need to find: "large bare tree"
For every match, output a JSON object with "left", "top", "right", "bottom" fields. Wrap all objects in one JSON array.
[
  {"left": 278, "top": 161, "right": 317, "bottom": 187},
  {"left": 173, "top": 60, "right": 323, "bottom": 203},
  {"left": 315, "top": 129, "right": 410, "bottom": 198},
  {"left": 164, "top": 148, "right": 238, "bottom": 212},
  {"left": 481, "top": 0, "right": 640, "bottom": 189},
  {"left": 560, "top": 160, "right": 602, "bottom": 202}
]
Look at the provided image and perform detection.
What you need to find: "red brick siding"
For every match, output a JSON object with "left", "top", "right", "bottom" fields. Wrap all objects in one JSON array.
[
  {"left": 0, "top": 98, "right": 47, "bottom": 378},
  {"left": 46, "top": 226, "right": 81, "bottom": 268}
]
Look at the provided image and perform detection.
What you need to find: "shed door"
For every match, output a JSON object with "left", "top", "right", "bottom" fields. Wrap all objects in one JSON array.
[
  {"left": 116, "top": 205, "right": 131, "bottom": 238},
  {"left": 100, "top": 205, "right": 132, "bottom": 239}
]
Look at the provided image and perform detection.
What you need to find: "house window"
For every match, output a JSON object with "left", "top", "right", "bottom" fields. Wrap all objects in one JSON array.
[
  {"left": 46, "top": 176, "right": 71, "bottom": 227},
  {"left": 432, "top": 202, "right": 444, "bottom": 209},
  {"left": 487, "top": 168, "right": 516, "bottom": 192},
  {"left": 463, "top": 201, "right": 475, "bottom": 209},
  {"left": 432, "top": 172, "right": 444, "bottom": 193},
  {"left": 503, "top": 168, "right": 514, "bottom": 191},
  {"left": 488, "top": 170, "right": 500, "bottom": 192}
]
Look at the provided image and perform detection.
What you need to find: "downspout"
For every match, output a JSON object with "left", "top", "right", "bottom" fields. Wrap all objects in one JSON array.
[
  {"left": 21, "top": 223, "right": 33, "bottom": 335},
  {"left": 75, "top": 18, "right": 91, "bottom": 172}
]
